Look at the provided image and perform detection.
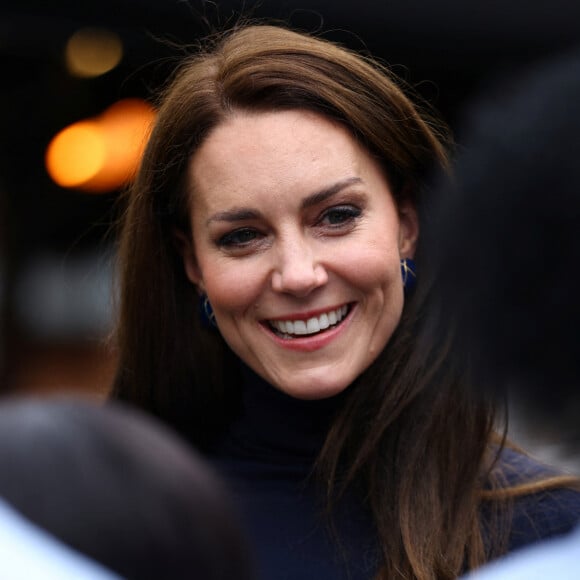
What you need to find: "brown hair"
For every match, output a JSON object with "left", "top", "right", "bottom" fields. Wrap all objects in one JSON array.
[{"left": 111, "top": 24, "right": 573, "bottom": 579}]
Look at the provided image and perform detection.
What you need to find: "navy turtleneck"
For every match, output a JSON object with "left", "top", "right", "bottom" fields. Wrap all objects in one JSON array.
[
  {"left": 208, "top": 365, "right": 380, "bottom": 580},
  {"left": 207, "top": 365, "right": 580, "bottom": 579}
]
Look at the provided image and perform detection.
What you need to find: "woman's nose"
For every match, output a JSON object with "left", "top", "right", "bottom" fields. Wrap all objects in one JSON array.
[{"left": 271, "top": 238, "right": 328, "bottom": 297}]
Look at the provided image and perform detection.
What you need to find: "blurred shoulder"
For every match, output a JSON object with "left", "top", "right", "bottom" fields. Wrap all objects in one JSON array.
[{"left": 496, "top": 447, "right": 580, "bottom": 551}]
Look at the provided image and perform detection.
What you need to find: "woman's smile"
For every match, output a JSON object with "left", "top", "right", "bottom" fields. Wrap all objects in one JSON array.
[
  {"left": 265, "top": 303, "right": 351, "bottom": 338},
  {"left": 260, "top": 303, "right": 355, "bottom": 353},
  {"left": 182, "top": 109, "right": 418, "bottom": 399}
]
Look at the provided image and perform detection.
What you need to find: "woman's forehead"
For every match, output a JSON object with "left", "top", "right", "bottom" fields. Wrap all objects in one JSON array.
[{"left": 186, "top": 110, "right": 383, "bottom": 210}]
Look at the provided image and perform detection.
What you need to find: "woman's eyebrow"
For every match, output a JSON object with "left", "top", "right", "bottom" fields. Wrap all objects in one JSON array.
[
  {"left": 206, "top": 177, "right": 363, "bottom": 225},
  {"left": 300, "top": 177, "right": 363, "bottom": 210},
  {"left": 206, "top": 208, "right": 261, "bottom": 225}
]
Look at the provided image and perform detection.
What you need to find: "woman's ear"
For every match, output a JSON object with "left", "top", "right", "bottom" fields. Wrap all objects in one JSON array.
[
  {"left": 398, "top": 201, "right": 419, "bottom": 258},
  {"left": 173, "top": 229, "right": 205, "bottom": 292}
]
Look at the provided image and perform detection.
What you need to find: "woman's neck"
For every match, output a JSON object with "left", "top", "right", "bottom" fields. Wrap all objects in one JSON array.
[{"left": 213, "top": 363, "right": 347, "bottom": 463}]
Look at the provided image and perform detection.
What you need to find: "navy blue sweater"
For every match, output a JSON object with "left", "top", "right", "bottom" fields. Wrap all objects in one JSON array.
[{"left": 209, "top": 369, "right": 580, "bottom": 579}]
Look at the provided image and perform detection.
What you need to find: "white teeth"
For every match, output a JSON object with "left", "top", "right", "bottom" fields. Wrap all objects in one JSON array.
[
  {"left": 269, "top": 305, "right": 349, "bottom": 338},
  {"left": 306, "top": 318, "right": 320, "bottom": 333},
  {"left": 293, "top": 320, "right": 307, "bottom": 335}
]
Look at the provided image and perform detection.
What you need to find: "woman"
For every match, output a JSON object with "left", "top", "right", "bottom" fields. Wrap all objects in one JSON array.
[{"left": 112, "top": 24, "right": 580, "bottom": 580}]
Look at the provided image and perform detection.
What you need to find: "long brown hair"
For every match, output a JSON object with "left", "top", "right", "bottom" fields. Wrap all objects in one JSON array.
[{"left": 111, "top": 24, "right": 567, "bottom": 579}]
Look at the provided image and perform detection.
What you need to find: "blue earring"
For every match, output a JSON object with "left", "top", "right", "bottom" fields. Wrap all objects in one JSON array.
[
  {"left": 400, "top": 258, "right": 417, "bottom": 292},
  {"left": 199, "top": 294, "right": 217, "bottom": 328}
]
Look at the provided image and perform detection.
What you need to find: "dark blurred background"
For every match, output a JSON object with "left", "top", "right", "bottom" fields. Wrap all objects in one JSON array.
[{"left": 1, "top": 0, "right": 580, "bottom": 400}]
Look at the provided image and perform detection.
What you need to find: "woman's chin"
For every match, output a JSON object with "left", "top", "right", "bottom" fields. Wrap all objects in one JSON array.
[{"left": 269, "top": 375, "right": 352, "bottom": 401}]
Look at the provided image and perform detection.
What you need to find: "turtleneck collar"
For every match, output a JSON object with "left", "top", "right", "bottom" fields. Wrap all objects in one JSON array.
[{"left": 212, "top": 363, "right": 347, "bottom": 464}]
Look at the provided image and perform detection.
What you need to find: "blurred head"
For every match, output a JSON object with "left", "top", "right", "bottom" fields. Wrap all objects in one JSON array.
[
  {"left": 0, "top": 398, "right": 253, "bottom": 580},
  {"left": 114, "top": 23, "right": 449, "bottom": 435},
  {"left": 425, "top": 49, "right": 580, "bottom": 444}
]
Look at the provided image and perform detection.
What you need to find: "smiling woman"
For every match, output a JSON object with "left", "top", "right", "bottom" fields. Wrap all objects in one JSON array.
[{"left": 111, "top": 24, "right": 580, "bottom": 580}]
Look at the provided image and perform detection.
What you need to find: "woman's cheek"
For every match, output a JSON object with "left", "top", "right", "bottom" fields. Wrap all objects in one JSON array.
[{"left": 203, "top": 263, "right": 265, "bottom": 312}]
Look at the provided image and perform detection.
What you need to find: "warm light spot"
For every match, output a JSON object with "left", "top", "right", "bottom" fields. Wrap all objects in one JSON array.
[
  {"left": 95, "top": 99, "right": 156, "bottom": 189},
  {"left": 66, "top": 28, "right": 123, "bottom": 78},
  {"left": 45, "top": 99, "right": 156, "bottom": 194},
  {"left": 45, "top": 121, "right": 107, "bottom": 188}
]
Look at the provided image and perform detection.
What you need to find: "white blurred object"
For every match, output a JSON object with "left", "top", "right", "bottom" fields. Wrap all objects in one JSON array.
[
  {"left": 0, "top": 497, "right": 121, "bottom": 579},
  {"left": 462, "top": 525, "right": 580, "bottom": 580}
]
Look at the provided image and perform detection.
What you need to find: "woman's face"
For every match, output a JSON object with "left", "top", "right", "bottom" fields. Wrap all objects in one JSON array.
[{"left": 182, "top": 110, "right": 418, "bottom": 399}]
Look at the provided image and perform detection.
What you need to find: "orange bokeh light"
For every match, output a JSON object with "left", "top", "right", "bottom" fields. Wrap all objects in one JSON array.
[
  {"left": 45, "top": 98, "right": 155, "bottom": 193},
  {"left": 45, "top": 121, "right": 107, "bottom": 188}
]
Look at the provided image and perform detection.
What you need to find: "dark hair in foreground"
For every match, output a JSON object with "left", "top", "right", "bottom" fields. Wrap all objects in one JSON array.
[
  {"left": 112, "top": 24, "right": 577, "bottom": 579},
  {"left": 0, "top": 398, "right": 253, "bottom": 580},
  {"left": 425, "top": 49, "right": 580, "bottom": 445}
]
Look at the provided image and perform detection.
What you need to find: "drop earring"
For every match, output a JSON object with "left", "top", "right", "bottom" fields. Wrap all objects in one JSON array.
[
  {"left": 400, "top": 258, "right": 417, "bottom": 292},
  {"left": 199, "top": 294, "right": 217, "bottom": 328}
]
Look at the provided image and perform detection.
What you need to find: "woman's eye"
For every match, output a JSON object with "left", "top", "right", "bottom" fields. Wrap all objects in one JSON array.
[
  {"left": 218, "top": 228, "right": 260, "bottom": 247},
  {"left": 319, "top": 205, "right": 362, "bottom": 227}
]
